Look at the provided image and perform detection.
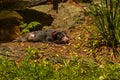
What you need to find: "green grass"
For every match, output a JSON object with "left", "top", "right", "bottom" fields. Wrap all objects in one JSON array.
[{"left": 0, "top": 47, "right": 120, "bottom": 80}]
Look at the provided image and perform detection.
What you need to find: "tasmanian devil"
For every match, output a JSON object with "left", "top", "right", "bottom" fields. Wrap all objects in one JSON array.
[{"left": 14, "top": 30, "right": 69, "bottom": 44}]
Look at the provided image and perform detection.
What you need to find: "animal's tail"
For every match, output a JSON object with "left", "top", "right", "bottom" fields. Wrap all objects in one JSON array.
[{"left": 12, "top": 37, "right": 27, "bottom": 42}]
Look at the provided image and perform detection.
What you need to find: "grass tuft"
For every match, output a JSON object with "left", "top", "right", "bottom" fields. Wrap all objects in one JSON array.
[
  {"left": 90, "top": 0, "right": 120, "bottom": 48},
  {"left": 0, "top": 47, "right": 120, "bottom": 80}
]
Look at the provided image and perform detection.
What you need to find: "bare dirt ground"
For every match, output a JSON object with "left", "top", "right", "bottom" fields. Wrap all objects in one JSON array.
[
  {"left": 1, "top": 22, "right": 120, "bottom": 64},
  {"left": 0, "top": 22, "right": 93, "bottom": 62},
  {"left": 0, "top": 2, "right": 120, "bottom": 64}
]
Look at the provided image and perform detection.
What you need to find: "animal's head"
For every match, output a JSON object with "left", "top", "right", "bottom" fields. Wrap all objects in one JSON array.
[{"left": 52, "top": 31, "right": 69, "bottom": 44}]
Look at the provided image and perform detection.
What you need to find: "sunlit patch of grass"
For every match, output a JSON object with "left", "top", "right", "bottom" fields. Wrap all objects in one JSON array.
[{"left": 0, "top": 47, "right": 120, "bottom": 80}]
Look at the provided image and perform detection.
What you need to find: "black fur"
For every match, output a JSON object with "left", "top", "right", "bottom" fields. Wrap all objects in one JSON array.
[{"left": 14, "top": 30, "right": 69, "bottom": 44}]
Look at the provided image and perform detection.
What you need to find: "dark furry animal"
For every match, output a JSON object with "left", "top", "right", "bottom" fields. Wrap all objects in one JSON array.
[{"left": 14, "top": 30, "right": 69, "bottom": 44}]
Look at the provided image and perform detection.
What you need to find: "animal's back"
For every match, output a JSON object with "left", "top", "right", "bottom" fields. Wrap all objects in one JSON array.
[{"left": 27, "top": 30, "right": 46, "bottom": 42}]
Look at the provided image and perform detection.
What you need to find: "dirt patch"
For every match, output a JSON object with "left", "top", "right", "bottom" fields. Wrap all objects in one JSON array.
[
  {"left": 0, "top": 2, "right": 120, "bottom": 64},
  {"left": 0, "top": 23, "right": 120, "bottom": 63}
]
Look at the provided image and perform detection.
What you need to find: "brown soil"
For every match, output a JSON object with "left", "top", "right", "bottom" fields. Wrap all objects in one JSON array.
[
  {"left": 0, "top": 2, "right": 120, "bottom": 64},
  {"left": 2, "top": 21, "right": 120, "bottom": 64}
]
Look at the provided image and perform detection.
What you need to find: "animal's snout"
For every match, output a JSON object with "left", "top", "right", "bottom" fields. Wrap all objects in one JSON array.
[{"left": 62, "top": 36, "right": 69, "bottom": 43}]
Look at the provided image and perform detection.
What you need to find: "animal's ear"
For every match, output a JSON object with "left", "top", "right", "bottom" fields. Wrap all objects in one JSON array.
[
  {"left": 61, "top": 31, "right": 67, "bottom": 34},
  {"left": 52, "top": 31, "right": 58, "bottom": 38}
]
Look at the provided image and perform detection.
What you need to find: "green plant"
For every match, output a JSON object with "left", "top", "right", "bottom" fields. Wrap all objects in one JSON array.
[
  {"left": 90, "top": 0, "right": 120, "bottom": 48},
  {"left": 20, "top": 21, "right": 41, "bottom": 34},
  {"left": 0, "top": 47, "right": 120, "bottom": 80}
]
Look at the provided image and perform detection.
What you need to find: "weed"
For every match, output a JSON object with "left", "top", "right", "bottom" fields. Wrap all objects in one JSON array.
[
  {"left": 20, "top": 21, "right": 41, "bottom": 34},
  {"left": 0, "top": 47, "right": 120, "bottom": 80},
  {"left": 91, "top": 0, "right": 120, "bottom": 47}
]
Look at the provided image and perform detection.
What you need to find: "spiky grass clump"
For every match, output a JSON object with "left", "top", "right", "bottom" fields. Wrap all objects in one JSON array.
[{"left": 91, "top": 0, "right": 120, "bottom": 48}]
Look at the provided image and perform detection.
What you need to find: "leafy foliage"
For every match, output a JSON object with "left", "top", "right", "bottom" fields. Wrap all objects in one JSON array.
[
  {"left": 0, "top": 47, "right": 120, "bottom": 80},
  {"left": 20, "top": 21, "right": 41, "bottom": 34},
  {"left": 90, "top": 0, "right": 120, "bottom": 47}
]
